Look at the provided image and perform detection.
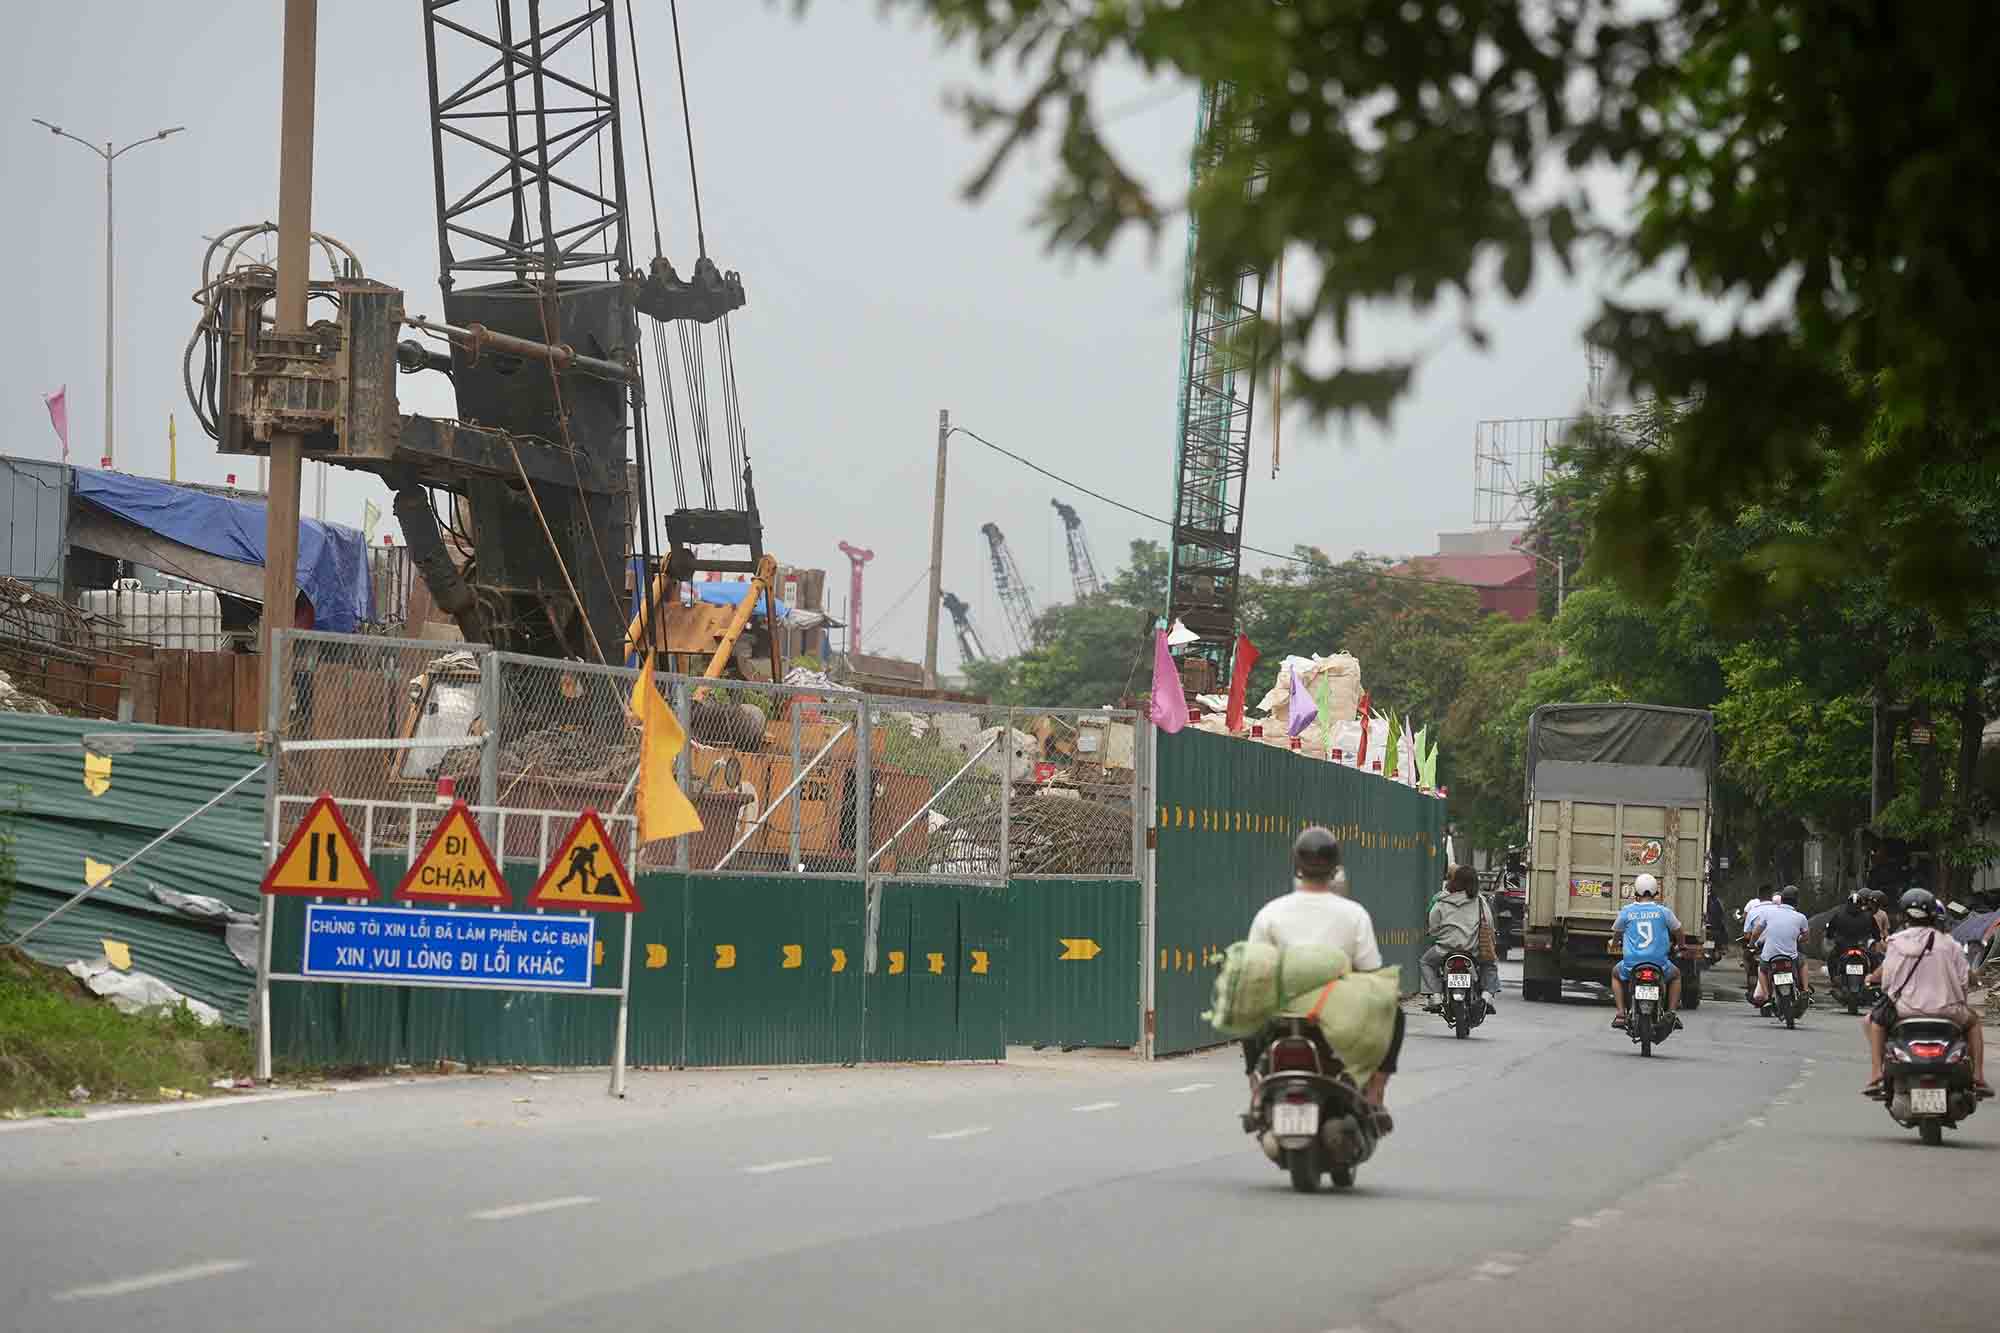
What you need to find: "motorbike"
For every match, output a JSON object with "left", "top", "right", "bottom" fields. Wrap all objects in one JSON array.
[
  {"left": 1625, "top": 961, "right": 1675, "bottom": 1057},
  {"left": 1765, "top": 954, "right": 1804, "bottom": 1028},
  {"left": 1870, "top": 1017, "right": 1991, "bottom": 1146},
  {"left": 1491, "top": 849, "right": 1527, "bottom": 952},
  {"left": 1437, "top": 951, "right": 1486, "bottom": 1039},
  {"left": 1243, "top": 1016, "right": 1381, "bottom": 1193},
  {"left": 1829, "top": 945, "right": 1879, "bottom": 1015}
]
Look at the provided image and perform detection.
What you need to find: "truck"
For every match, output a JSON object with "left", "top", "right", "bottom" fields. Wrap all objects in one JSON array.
[{"left": 1520, "top": 703, "right": 1714, "bottom": 1006}]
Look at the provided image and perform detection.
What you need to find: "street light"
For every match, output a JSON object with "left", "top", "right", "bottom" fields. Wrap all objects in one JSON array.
[{"left": 30, "top": 118, "right": 187, "bottom": 473}]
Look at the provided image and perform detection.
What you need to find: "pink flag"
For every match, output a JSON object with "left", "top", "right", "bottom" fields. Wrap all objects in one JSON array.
[
  {"left": 42, "top": 386, "right": 69, "bottom": 461},
  {"left": 1148, "top": 631, "right": 1189, "bottom": 734}
]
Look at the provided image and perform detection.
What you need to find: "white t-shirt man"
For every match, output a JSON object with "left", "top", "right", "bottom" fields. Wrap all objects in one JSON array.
[
  {"left": 1248, "top": 884, "right": 1384, "bottom": 971},
  {"left": 1756, "top": 904, "right": 1810, "bottom": 962}
]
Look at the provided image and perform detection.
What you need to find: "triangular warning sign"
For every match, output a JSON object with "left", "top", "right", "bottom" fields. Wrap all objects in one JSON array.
[
  {"left": 526, "top": 810, "right": 640, "bottom": 913},
  {"left": 394, "top": 801, "right": 508, "bottom": 906},
  {"left": 263, "top": 793, "right": 379, "bottom": 898}
]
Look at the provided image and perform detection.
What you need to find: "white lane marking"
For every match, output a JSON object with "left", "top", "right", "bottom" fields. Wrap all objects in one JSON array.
[
  {"left": 468, "top": 1195, "right": 597, "bottom": 1221},
  {"left": 52, "top": 1259, "right": 252, "bottom": 1302},
  {"left": 1071, "top": 1101, "right": 1120, "bottom": 1113},
  {"left": 1746, "top": 1116, "right": 1767, "bottom": 1128},
  {"left": 1568, "top": 1208, "right": 1622, "bottom": 1230},
  {"left": 1472, "top": 1260, "right": 1519, "bottom": 1279},
  {"left": 1169, "top": 1082, "right": 1214, "bottom": 1094},
  {"left": 743, "top": 1155, "right": 833, "bottom": 1175},
  {"left": 928, "top": 1126, "right": 992, "bottom": 1141}
]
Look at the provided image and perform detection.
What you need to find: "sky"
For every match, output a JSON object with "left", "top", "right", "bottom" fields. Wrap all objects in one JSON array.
[{"left": 4, "top": 2, "right": 1611, "bottom": 674}]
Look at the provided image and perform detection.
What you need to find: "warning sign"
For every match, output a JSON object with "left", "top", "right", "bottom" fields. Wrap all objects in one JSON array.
[
  {"left": 263, "top": 793, "right": 379, "bottom": 898},
  {"left": 394, "top": 801, "right": 508, "bottom": 906},
  {"left": 525, "top": 810, "right": 640, "bottom": 913}
]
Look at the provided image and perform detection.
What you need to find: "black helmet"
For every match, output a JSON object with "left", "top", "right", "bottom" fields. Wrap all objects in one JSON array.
[
  {"left": 1780, "top": 884, "right": 1800, "bottom": 906},
  {"left": 1292, "top": 826, "right": 1341, "bottom": 880},
  {"left": 1899, "top": 887, "right": 1936, "bottom": 922}
]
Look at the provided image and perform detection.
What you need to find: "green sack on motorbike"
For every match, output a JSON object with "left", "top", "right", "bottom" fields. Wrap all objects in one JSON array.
[
  {"left": 1279, "top": 965, "right": 1404, "bottom": 1083},
  {"left": 1204, "top": 939, "right": 1350, "bottom": 1036}
]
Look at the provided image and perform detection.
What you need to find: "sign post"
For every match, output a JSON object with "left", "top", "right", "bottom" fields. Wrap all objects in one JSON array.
[{"left": 528, "top": 810, "right": 642, "bottom": 1095}]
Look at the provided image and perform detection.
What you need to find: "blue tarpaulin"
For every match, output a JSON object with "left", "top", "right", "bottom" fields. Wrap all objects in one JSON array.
[{"left": 73, "top": 470, "right": 373, "bottom": 632}]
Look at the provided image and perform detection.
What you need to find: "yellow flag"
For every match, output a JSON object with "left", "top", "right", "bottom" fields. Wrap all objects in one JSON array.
[{"left": 630, "top": 654, "right": 703, "bottom": 842}]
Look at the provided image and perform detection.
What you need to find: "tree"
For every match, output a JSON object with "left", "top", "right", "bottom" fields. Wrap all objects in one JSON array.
[
  {"left": 967, "top": 540, "right": 1164, "bottom": 706},
  {"left": 862, "top": 0, "right": 2000, "bottom": 618},
  {"left": 1442, "top": 615, "right": 1560, "bottom": 855}
]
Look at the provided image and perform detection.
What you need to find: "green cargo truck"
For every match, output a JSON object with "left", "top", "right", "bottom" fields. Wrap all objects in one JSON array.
[{"left": 1519, "top": 704, "right": 1714, "bottom": 1006}]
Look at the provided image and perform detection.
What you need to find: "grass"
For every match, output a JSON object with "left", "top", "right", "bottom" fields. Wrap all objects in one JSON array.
[{"left": 0, "top": 948, "right": 252, "bottom": 1115}]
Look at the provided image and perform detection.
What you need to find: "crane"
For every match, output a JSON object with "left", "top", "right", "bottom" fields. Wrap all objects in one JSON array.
[
  {"left": 1050, "top": 499, "right": 1103, "bottom": 599},
  {"left": 979, "top": 522, "right": 1039, "bottom": 656},
  {"left": 838, "top": 540, "right": 875, "bottom": 654},
  {"left": 1165, "top": 82, "right": 1268, "bottom": 695},
  {"left": 939, "top": 591, "right": 987, "bottom": 664}
]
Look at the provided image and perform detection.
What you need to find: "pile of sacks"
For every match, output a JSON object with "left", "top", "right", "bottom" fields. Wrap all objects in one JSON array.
[{"left": 1204, "top": 940, "right": 1402, "bottom": 1081}]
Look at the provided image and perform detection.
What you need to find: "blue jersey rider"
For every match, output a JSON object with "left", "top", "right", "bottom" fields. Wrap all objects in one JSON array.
[{"left": 1610, "top": 873, "right": 1685, "bottom": 1031}]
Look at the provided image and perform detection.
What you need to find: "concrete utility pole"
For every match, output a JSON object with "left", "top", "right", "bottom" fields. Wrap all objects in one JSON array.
[
  {"left": 923, "top": 409, "right": 950, "bottom": 688},
  {"left": 262, "top": 0, "right": 319, "bottom": 669},
  {"left": 30, "top": 118, "right": 185, "bottom": 471}
]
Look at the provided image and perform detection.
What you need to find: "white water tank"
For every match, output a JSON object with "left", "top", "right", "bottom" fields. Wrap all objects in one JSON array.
[{"left": 80, "top": 579, "right": 225, "bottom": 651}]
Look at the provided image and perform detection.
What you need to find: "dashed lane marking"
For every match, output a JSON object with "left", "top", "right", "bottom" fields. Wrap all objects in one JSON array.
[
  {"left": 468, "top": 1195, "right": 597, "bottom": 1221},
  {"left": 1169, "top": 1083, "right": 1214, "bottom": 1094},
  {"left": 1071, "top": 1101, "right": 1120, "bottom": 1113},
  {"left": 743, "top": 1155, "right": 834, "bottom": 1175},
  {"left": 52, "top": 1260, "right": 252, "bottom": 1302},
  {"left": 928, "top": 1126, "right": 992, "bottom": 1141}
]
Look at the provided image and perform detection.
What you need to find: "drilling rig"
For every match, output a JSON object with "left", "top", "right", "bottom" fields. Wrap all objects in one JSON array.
[
  {"left": 979, "top": 522, "right": 1039, "bottom": 657},
  {"left": 939, "top": 591, "right": 986, "bottom": 665},
  {"left": 1050, "top": 499, "right": 1103, "bottom": 600}
]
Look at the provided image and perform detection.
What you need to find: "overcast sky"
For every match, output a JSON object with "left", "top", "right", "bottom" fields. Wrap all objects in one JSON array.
[{"left": 5, "top": 2, "right": 1609, "bottom": 672}]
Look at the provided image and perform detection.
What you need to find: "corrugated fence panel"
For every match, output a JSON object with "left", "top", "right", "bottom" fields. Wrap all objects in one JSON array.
[
  {"left": 682, "top": 875, "right": 865, "bottom": 1067},
  {"left": 863, "top": 882, "right": 1006, "bottom": 1063},
  {"left": 1005, "top": 879, "right": 1140, "bottom": 1048},
  {"left": 1153, "top": 729, "right": 1445, "bottom": 1056}
]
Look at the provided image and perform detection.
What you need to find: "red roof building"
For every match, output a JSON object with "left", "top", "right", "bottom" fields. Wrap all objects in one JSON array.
[{"left": 1393, "top": 552, "right": 1541, "bottom": 621}]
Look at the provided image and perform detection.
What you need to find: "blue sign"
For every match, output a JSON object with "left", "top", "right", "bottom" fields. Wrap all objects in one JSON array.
[{"left": 302, "top": 904, "right": 596, "bottom": 990}]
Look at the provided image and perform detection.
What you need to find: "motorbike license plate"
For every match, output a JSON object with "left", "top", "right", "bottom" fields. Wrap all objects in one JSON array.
[
  {"left": 1272, "top": 1101, "right": 1318, "bottom": 1137},
  {"left": 1634, "top": 984, "right": 1660, "bottom": 1001},
  {"left": 1845, "top": 965, "right": 1865, "bottom": 975},
  {"left": 1911, "top": 1087, "right": 1949, "bottom": 1116},
  {"left": 1447, "top": 974, "right": 1473, "bottom": 989},
  {"left": 1775, "top": 975, "right": 1794, "bottom": 987}
]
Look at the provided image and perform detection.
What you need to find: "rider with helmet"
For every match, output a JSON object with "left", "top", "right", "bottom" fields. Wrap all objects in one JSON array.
[
  {"left": 1610, "top": 874, "right": 1684, "bottom": 1030},
  {"left": 1748, "top": 884, "right": 1812, "bottom": 1009},
  {"left": 1824, "top": 886, "right": 1886, "bottom": 964},
  {"left": 1861, "top": 888, "right": 1991, "bottom": 1096},
  {"left": 1243, "top": 827, "right": 1405, "bottom": 1124}
]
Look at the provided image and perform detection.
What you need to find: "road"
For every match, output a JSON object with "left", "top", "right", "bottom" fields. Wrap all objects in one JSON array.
[{"left": 3, "top": 972, "right": 1992, "bottom": 1333}]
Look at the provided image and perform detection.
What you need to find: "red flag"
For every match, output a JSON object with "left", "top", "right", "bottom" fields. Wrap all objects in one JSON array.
[
  {"left": 1355, "top": 691, "right": 1372, "bottom": 769},
  {"left": 41, "top": 386, "right": 69, "bottom": 462},
  {"left": 1225, "top": 634, "right": 1259, "bottom": 733}
]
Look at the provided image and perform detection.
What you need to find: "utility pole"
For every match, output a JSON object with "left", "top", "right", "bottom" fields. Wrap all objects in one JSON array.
[
  {"left": 263, "top": 0, "right": 318, "bottom": 664},
  {"left": 30, "top": 117, "right": 185, "bottom": 471},
  {"left": 923, "top": 409, "right": 949, "bottom": 688}
]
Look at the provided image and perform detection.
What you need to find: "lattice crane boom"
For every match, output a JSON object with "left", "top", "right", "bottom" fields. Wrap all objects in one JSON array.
[
  {"left": 939, "top": 590, "right": 987, "bottom": 664},
  {"left": 1050, "top": 499, "right": 1103, "bottom": 599},
  {"left": 979, "top": 522, "right": 1039, "bottom": 656}
]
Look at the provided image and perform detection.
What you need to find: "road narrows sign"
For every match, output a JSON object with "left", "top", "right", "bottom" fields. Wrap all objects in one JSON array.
[
  {"left": 263, "top": 793, "right": 379, "bottom": 898},
  {"left": 525, "top": 809, "right": 640, "bottom": 912},
  {"left": 394, "top": 801, "right": 508, "bottom": 906}
]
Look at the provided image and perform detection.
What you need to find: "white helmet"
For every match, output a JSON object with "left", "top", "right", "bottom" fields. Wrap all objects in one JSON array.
[{"left": 1633, "top": 874, "right": 1660, "bottom": 898}]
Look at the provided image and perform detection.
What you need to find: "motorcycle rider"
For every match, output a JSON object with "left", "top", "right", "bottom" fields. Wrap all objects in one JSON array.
[
  {"left": 1861, "top": 888, "right": 1992, "bottom": 1097},
  {"left": 1824, "top": 888, "right": 1885, "bottom": 969},
  {"left": 1610, "top": 873, "right": 1683, "bottom": 1029},
  {"left": 1421, "top": 864, "right": 1498, "bottom": 1015},
  {"left": 1749, "top": 885, "right": 1812, "bottom": 1010},
  {"left": 1865, "top": 888, "right": 1893, "bottom": 946},
  {"left": 1741, "top": 884, "right": 1779, "bottom": 1003},
  {"left": 1244, "top": 827, "right": 1405, "bottom": 1126}
]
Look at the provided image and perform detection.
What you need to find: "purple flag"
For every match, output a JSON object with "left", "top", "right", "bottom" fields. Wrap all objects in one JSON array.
[
  {"left": 1287, "top": 664, "right": 1318, "bottom": 738},
  {"left": 1148, "top": 631, "right": 1189, "bottom": 734}
]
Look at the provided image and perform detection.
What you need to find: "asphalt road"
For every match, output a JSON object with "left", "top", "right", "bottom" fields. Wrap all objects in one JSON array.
[{"left": 3, "top": 976, "right": 1991, "bottom": 1333}]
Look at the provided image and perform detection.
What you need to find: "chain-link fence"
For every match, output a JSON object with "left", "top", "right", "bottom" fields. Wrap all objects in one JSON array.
[{"left": 268, "top": 631, "right": 1143, "bottom": 881}]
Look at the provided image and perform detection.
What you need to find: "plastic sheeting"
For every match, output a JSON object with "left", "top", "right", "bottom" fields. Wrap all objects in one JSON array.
[
  {"left": 1526, "top": 705, "right": 1715, "bottom": 777},
  {"left": 72, "top": 470, "right": 373, "bottom": 632},
  {"left": 0, "top": 715, "right": 267, "bottom": 1026}
]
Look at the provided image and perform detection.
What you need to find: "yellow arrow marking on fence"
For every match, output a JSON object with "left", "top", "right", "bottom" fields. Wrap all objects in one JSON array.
[
  {"left": 782, "top": 944, "right": 803, "bottom": 969},
  {"left": 889, "top": 950, "right": 906, "bottom": 975},
  {"left": 927, "top": 952, "right": 946, "bottom": 975},
  {"left": 1058, "top": 938, "right": 1102, "bottom": 962},
  {"left": 594, "top": 940, "right": 606, "bottom": 966},
  {"left": 970, "top": 950, "right": 990, "bottom": 974},
  {"left": 715, "top": 944, "right": 737, "bottom": 970},
  {"left": 644, "top": 944, "right": 669, "bottom": 969},
  {"left": 831, "top": 948, "right": 848, "bottom": 973},
  {"left": 1160, "top": 948, "right": 1168, "bottom": 971}
]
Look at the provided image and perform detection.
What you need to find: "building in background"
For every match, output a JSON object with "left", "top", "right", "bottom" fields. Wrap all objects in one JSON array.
[{"left": 1393, "top": 529, "right": 1541, "bottom": 621}]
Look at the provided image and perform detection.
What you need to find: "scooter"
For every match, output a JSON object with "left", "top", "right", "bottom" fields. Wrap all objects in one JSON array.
[
  {"left": 1869, "top": 1017, "right": 1991, "bottom": 1146},
  {"left": 1625, "top": 961, "right": 1676, "bottom": 1057},
  {"left": 1243, "top": 1016, "right": 1381, "bottom": 1193},
  {"left": 1437, "top": 951, "right": 1486, "bottom": 1039},
  {"left": 1829, "top": 945, "right": 1878, "bottom": 1015},
  {"left": 1765, "top": 955, "right": 1804, "bottom": 1028}
]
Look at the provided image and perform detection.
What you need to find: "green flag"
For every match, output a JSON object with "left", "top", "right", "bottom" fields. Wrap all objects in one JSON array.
[
  {"left": 1314, "top": 669, "right": 1334, "bottom": 757},
  {"left": 1382, "top": 711, "right": 1399, "bottom": 779}
]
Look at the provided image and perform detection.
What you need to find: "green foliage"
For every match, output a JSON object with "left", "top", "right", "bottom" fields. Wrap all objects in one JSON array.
[
  {"left": 0, "top": 949, "right": 252, "bottom": 1113},
  {"left": 1711, "top": 646, "right": 1870, "bottom": 834},
  {"left": 1442, "top": 616, "right": 1560, "bottom": 852}
]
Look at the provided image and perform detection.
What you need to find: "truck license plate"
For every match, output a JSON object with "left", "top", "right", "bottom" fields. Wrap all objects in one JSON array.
[
  {"left": 1845, "top": 964, "right": 1865, "bottom": 975},
  {"left": 1911, "top": 1087, "right": 1948, "bottom": 1116},
  {"left": 1272, "top": 1102, "right": 1317, "bottom": 1136},
  {"left": 1634, "top": 984, "right": 1660, "bottom": 1001},
  {"left": 1447, "top": 974, "right": 1473, "bottom": 989}
]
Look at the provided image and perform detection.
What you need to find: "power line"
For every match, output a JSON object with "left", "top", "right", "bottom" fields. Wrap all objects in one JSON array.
[{"left": 946, "top": 426, "right": 1532, "bottom": 592}]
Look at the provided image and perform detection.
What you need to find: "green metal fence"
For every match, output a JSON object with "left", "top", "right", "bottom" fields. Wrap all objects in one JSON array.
[
  {"left": 1151, "top": 729, "right": 1445, "bottom": 1057},
  {"left": 1005, "top": 879, "right": 1140, "bottom": 1048}
]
